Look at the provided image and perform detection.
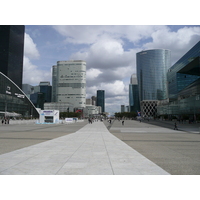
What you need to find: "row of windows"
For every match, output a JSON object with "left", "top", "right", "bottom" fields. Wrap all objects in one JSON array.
[
  {"left": 58, "top": 83, "right": 85, "bottom": 88},
  {"left": 57, "top": 94, "right": 84, "bottom": 96}
]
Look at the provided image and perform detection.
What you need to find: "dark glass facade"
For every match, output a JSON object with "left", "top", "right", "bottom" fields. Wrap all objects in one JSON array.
[
  {"left": 136, "top": 49, "right": 171, "bottom": 101},
  {"left": 0, "top": 25, "right": 25, "bottom": 89},
  {"left": 40, "top": 85, "right": 52, "bottom": 103},
  {"left": 0, "top": 72, "right": 39, "bottom": 118},
  {"left": 30, "top": 92, "right": 45, "bottom": 110},
  {"left": 167, "top": 41, "right": 200, "bottom": 101},
  {"left": 129, "top": 84, "right": 140, "bottom": 112},
  {"left": 157, "top": 41, "right": 200, "bottom": 119},
  {"left": 97, "top": 90, "right": 105, "bottom": 113}
]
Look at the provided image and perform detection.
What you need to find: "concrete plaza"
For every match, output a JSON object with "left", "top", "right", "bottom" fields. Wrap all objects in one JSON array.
[
  {"left": 108, "top": 119, "right": 200, "bottom": 175},
  {"left": 0, "top": 120, "right": 169, "bottom": 175},
  {"left": 0, "top": 118, "right": 199, "bottom": 175}
]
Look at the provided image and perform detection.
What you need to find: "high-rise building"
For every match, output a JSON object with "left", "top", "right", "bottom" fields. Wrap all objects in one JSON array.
[
  {"left": 52, "top": 60, "right": 86, "bottom": 111},
  {"left": 167, "top": 41, "right": 200, "bottom": 101},
  {"left": 129, "top": 74, "right": 140, "bottom": 112},
  {"left": 157, "top": 41, "right": 200, "bottom": 119},
  {"left": 0, "top": 25, "right": 25, "bottom": 89},
  {"left": 91, "top": 96, "right": 97, "bottom": 105},
  {"left": 136, "top": 49, "right": 171, "bottom": 101},
  {"left": 97, "top": 90, "right": 105, "bottom": 113},
  {"left": 136, "top": 49, "right": 171, "bottom": 117},
  {"left": 51, "top": 65, "right": 57, "bottom": 102},
  {"left": 39, "top": 82, "right": 52, "bottom": 103},
  {"left": 121, "top": 105, "right": 125, "bottom": 113}
]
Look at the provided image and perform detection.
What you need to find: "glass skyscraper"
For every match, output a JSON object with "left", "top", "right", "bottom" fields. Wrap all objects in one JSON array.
[
  {"left": 129, "top": 74, "right": 140, "bottom": 112},
  {"left": 97, "top": 90, "right": 105, "bottom": 113},
  {"left": 136, "top": 49, "right": 171, "bottom": 101},
  {"left": 0, "top": 25, "right": 25, "bottom": 89},
  {"left": 167, "top": 41, "right": 200, "bottom": 101},
  {"left": 157, "top": 41, "right": 200, "bottom": 119}
]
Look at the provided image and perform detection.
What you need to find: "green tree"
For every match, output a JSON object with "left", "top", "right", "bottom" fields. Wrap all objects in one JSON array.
[{"left": 60, "top": 112, "right": 81, "bottom": 119}]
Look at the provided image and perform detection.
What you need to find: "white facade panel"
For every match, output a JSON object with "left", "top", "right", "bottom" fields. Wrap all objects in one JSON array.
[{"left": 53, "top": 60, "right": 86, "bottom": 109}]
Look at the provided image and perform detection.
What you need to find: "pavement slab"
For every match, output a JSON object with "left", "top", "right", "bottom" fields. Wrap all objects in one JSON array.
[{"left": 0, "top": 121, "right": 169, "bottom": 175}]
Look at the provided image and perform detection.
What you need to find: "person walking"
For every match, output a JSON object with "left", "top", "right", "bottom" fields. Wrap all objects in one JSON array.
[
  {"left": 174, "top": 122, "right": 178, "bottom": 130},
  {"left": 122, "top": 120, "right": 124, "bottom": 125}
]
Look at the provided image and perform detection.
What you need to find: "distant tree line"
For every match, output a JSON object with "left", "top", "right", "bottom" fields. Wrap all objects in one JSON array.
[
  {"left": 60, "top": 112, "right": 82, "bottom": 119},
  {"left": 114, "top": 112, "right": 138, "bottom": 119}
]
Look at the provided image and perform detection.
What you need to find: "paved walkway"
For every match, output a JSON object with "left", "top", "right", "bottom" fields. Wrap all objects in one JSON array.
[
  {"left": 108, "top": 119, "right": 200, "bottom": 175},
  {"left": 0, "top": 121, "right": 169, "bottom": 175}
]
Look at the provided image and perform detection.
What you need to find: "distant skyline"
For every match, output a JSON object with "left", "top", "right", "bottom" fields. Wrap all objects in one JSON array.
[{"left": 23, "top": 25, "right": 200, "bottom": 114}]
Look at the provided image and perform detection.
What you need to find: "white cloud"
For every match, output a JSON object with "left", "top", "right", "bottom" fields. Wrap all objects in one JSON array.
[
  {"left": 102, "top": 80, "right": 127, "bottom": 97},
  {"left": 23, "top": 57, "right": 51, "bottom": 85},
  {"left": 24, "top": 33, "right": 40, "bottom": 59},
  {"left": 52, "top": 25, "right": 165, "bottom": 45},
  {"left": 86, "top": 68, "right": 102, "bottom": 81},
  {"left": 23, "top": 33, "right": 51, "bottom": 85},
  {"left": 143, "top": 26, "right": 200, "bottom": 64}
]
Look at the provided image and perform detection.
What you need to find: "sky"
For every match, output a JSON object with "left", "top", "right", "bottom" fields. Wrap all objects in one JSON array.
[{"left": 23, "top": 25, "right": 200, "bottom": 114}]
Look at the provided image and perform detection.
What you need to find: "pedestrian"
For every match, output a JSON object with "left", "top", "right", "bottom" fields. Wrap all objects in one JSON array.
[
  {"left": 174, "top": 122, "right": 178, "bottom": 130},
  {"left": 1, "top": 118, "right": 4, "bottom": 125},
  {"left": 122, "top": 120, "right": 124, "bottom": 125}
]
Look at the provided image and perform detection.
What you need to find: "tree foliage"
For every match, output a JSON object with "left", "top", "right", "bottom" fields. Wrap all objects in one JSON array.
[
  {"left": 60, "top": 112, "right": 82, "bottom": 119},
  {"left": 114, "top": 112, "right": 137, "bottom": 119}
]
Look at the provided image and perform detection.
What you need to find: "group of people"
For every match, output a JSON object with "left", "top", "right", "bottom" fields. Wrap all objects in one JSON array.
[
  {"left": 1, "top": 117, "right": 10, "bottom": 125},
  {"left": 88, "top": 118, "right": 99, "bottom": 124}
]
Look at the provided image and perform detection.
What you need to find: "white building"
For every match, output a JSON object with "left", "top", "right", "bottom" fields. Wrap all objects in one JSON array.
[
  {"left": 85, "top": 105, "right": 101, "bottom": 117},
  {"left": 52, "top": 60, "right": 86, "bottom": 111},
  {"left": 44, "top": 102, "right": 73, "bottom": 112}
]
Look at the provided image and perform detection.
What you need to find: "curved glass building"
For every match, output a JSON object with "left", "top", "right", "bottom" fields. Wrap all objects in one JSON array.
[
  {"left": 157, "top": 41, "right": 200, "bottom": 120},
  {"left": 0, "top": 72, "right": 39, "bottom": 118},
  {"left": 136, "top": 49, "right": 171, "bottom": 101}
]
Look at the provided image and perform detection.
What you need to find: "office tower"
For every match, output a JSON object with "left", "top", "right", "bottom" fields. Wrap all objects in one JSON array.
[
  {"left": 22, "top": 84, "right": 34, "bottom": 99},
  {"left": 86, "top": 98, "right": 92, "bottom": 105},
  {"left": 136, "top": 49, "right": 171, "bottom": 117},
  {"left": 157, "top": 41, "right": 200, "bottom": 118},
  {"left": 129, "top": 74, "right": 140, "bottom": 112},
  {"left": 91, "top": 96, "right": 97, "bottom": 105},
  {"left": 51, "top": 65, "right": 57, "bottom": 102},
  {"left": 39, "top": 82, "right": 52, "bottom": 103},
  {"left": 97, "top": 90, "right": 105, "bottom": 113},
  {"left": 121, "top": 105, "right": 125, "bottom": 112},
  {"left": 0, "top": 25, "right": 25, "bottom": 89},
  {"left": 167, "top": 41, "right": 200, "bottom": 101},
  {"left": 136, "top": 49, "right": 171, "bottom": 101},
  {"left": 52, "top": 60, "right": 86, "bottom": 110}
]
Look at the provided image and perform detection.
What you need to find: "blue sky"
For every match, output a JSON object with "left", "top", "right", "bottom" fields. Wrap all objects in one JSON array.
[{"left": 22, "top": 25, "right": 200, "bottom": 114}]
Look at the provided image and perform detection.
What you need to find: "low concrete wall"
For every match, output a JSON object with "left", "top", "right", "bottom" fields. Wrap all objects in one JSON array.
[
  {"left": 9, "top": 119, "right": 38, "bottom": 125},
  {"left": 8, "top": 119, "right": 85, "bottom": 125}
]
